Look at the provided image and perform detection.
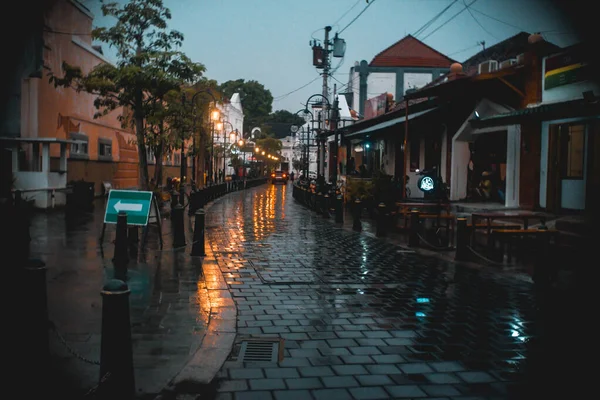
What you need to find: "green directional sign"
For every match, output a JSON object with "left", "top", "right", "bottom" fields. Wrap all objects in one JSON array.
[{"left": 104, "top": 189, "right": 153, "bottom": 226}]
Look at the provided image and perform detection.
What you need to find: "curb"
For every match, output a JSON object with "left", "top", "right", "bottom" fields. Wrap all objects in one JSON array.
[{"left": 154, "top": 190, "right": 248, "bottom": 398}]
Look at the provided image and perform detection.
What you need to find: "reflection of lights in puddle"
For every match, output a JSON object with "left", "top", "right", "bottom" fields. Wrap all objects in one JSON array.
[
  {"left": 416, "top": 298, "right": 430, "bottom": 303},
  {"left": 415, "top": 312, "right": 426, "bottom": 317}
]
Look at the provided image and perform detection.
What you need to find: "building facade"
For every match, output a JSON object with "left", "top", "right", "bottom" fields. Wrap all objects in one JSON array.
[{"left": 345, "top": 35, "right": 454, "bottom": 118}]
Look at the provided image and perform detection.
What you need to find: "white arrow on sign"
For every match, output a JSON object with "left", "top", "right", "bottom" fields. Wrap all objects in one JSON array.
[{"left": 114, "top": 200, "right": 143, "bottom": 213}]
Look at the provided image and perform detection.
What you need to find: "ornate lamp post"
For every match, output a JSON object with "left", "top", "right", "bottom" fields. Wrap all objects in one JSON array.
[
  {"left": 292, "top": 108, "right": 314, "bottom": 179},
  {"left": 216, "top": 120, "right": 235, "bottom": 183},
  {"left": 302, "top": 94, "right": 330, "bottom": 183}
]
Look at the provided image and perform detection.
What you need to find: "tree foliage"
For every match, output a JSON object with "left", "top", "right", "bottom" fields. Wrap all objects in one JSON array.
[
  {"left": 49, "top": 0, "right": 204, "bottom": 189},
  {"left": 219, "top": 79, "right": 273, "bottom": 133},
  {"left": 265, "top": 110, "right": 306, "bottom": 127}
]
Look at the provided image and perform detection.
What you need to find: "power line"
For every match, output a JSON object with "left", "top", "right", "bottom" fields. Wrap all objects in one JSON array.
[
  {"left": 273, "top": 76, "right": 321, "bottom": 101},
  {"left": 469, "top": 7, "right": 524, "bottom": 31},
  {"left": 339, "top": 0, "right": 377, "bottom": 34},
  {"left": 421, "top": 0, "right": 478, "bottom": 41},
  {"left": 447, "top": 43, "right": 481, "bottom": 56},
  {"left": 463, "top": 0, "right": 499, "bottom": 40},
  {"left": 413, "top": 0, "right": 459, "bottom": 38},
  {"left": 332, "top": 0, "right": 362, "bottom": 27}
]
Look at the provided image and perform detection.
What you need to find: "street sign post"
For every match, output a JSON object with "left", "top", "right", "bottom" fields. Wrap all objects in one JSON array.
[{"left": 104, "top": 190, "right": 153, "bottom": 226}]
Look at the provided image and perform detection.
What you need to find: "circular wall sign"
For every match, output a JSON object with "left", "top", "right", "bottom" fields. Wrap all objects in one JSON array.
[{"left": 418, "top": 176, "right": 435, "bottom": 192}]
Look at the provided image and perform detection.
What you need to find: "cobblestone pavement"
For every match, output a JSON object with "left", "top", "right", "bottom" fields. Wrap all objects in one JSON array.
[
  {"left": 30, "top": 201, "right": 210, "bottom": 398},
  {"left": 198, "top": 183, "right": 585, "bottom": 400}
]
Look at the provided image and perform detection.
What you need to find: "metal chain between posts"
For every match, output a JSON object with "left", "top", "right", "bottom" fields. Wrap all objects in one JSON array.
[
  {"left": 83, "top": 371, "right": 111, "bottom": 398},
  {"left": 51, "top": 322, "right": 100, "bottom": 365}
]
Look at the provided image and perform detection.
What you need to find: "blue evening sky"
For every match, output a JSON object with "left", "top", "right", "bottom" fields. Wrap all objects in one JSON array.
[{"left": 80, "top": 0, "right": 577, "bottom": 113}]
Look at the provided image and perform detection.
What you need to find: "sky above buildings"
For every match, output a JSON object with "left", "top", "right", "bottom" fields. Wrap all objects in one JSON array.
[{"left": 80, "top": 0, "right": 578, "bottom": 113}]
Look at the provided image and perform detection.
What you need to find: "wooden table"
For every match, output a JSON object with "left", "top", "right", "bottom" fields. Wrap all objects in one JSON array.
[
  {"left": 395, "top": 201, "right": 451, "bottom": 228},
  {"left": 471, "top": 211, "right": 547, "bottom": 246}
]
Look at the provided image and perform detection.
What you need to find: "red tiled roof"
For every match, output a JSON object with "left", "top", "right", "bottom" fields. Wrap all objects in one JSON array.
[{"left": 370, "top": 35, "right": 456, "bottom": 68}]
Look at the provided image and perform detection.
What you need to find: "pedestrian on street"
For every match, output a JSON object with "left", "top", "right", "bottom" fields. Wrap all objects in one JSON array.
[{"left": 290, "top": 171, "right": 294, "bottom": 182}]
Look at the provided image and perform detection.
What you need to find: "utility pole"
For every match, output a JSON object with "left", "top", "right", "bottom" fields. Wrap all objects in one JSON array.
[
  {"left": 331, "top": 84, "right": 339, "bottom": 187},
  {"left": 319, "top": 25, "right": 331, "bottom": 181}
]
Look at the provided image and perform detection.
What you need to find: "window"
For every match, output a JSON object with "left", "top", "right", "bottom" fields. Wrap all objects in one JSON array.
[
  {"left": 410, "top": 137, "right": 420, "bottom": 172},
  {"left": 174, "top": 153, "right": 181, "bottom": 166},
  {"left": 564, "top": 124, "right": 585, "bottom": 179},
  {"left": 165, "top": 154, "right": 172, "bottom": 165},
  {"left": 98, "top": 138, "right": 113, "bottom": 161},
  {"left": 69, "top": 132, "right": 89, "bottom": 159}
]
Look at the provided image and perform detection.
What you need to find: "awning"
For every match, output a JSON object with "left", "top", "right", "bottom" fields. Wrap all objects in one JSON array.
[
  {"left": 470, "top": 98, "right": 600, "bottom": 128},
  {"left": 345, "top": 107, "right": 438, "bottom": 140}
]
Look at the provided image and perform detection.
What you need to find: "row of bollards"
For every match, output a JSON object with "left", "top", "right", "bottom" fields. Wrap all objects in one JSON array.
[
  {"left": 188, "top": 178, "right": 268, "bottom": 216},
  {"left": 292, "top": 185, "right": 345, "bottom": 225},
  {"left": 17, "top": 179, "right": 267, "bottom": 398}
]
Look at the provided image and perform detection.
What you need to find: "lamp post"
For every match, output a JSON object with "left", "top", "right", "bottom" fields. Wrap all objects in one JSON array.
[
  {"left": 238, "top": 138, "right": 246, "bottom": 179},
  {"left": 189, "top": 88, "right": 218, "bottom": 186},
  {"left": 180, "top": 92, "right": 186, "bottom": 183},
  {"left": 219, "top": 120, "right": 235, "bottom": 182},
  {"left": 293, "top": 108, "right": 314, "bottom": 180},
  {"left": 302, "top": 94, "right": 330, "bottom": 184}
]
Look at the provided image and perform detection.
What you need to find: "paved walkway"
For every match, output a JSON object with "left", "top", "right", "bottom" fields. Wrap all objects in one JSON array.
[
  {"left": 33, "top": 200, "right": 212, "bottom": 398},
  {"left": 192, "top": 183, "right": 585, "bottom": 400}
]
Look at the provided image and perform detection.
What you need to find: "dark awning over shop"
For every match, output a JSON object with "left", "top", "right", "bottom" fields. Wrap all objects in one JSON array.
[
  {"left": 469, "top": 98, "right": 600, "bottom": 128},
  {"left": 345, "top": 107, "right": 438, "bottom": 140}
]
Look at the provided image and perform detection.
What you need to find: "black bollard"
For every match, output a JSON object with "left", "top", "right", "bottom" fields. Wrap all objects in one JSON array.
[
  {"left": 335, "top": 195, "right": 344, "bottom": 223},
  {"left": 455, "top": 217, "right": 468, "bottom": 261},
  {"left": 376, "top": 202, "right": 387, "bottom": 237},
  {"left": 323, "top": 194, "right": 330, "bottom": 218},
  {"left": 113, "top": 211, "right": 129, "bottom": 270},
  {"left": 408, "top": 210, "right": 420, "bottom": 247},
  {"left": 172, "top": 204, "right": 186, "bottom": 248},
  {"left": 171, "top": 192, "right": 179, "bottom": 211},
  {"left": 179, "top": 186, "right": 185, "bottom": 206},
  {"left": 191, "top": 209, "right": 206, "bottom": 257},
  {"left": 22, "top": 259, "right": 49, "bottom": 373},
  {"left": 352, "top": 199, "right": 362, "bottom": 232},
  {"left": 100, "top": 279, "right": 135, "bottom": 399},
  {"left": 127, "top": 226, "right": 138, "bottom": 257},
  {"left": 316, "top": 193, "right": 323, "bottom": 214}
]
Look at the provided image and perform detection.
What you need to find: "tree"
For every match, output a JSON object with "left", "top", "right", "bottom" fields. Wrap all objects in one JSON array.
[
  {"left": 254, "top": 136, "right": 282, "bottom": 171},
  {"left": 49, "top": 0, "right": 204, "bottom": 190},
  {"left": 219, "top": 79, "right": 273, "bottom": 133},
  {"left": 266, "top": 110, "right": 306, "bottom": 127}
]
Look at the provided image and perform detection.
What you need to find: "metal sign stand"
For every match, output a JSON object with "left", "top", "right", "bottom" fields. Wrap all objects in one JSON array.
[{"left": 100, "top": 193, "right": 163, "bottom": 248}]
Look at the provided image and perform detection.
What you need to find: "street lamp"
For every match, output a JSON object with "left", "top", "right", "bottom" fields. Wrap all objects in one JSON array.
[
  {"left": 189, "top": 88, "right": 218, "bottom": 186},
  {"left": 237, "top": 138, "right": 247, "bottom": 179},
  {"left": 218, "top": 120, "right": 235, "bottom": 182},
  {"left": 293, "top": 108, "right": 314, "bottom": 179},
  {"left": 303, "top": 94, "right": 331, "bottom": 183}
]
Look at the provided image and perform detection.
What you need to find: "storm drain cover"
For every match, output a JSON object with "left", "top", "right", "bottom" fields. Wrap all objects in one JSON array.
[{"left": 238, "top": 340, "right": 280, "bottom": 362}]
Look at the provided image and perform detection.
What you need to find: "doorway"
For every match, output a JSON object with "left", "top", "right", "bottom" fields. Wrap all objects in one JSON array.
[{"left": 547, "top": 122, "right": 589, "bottom": 212}]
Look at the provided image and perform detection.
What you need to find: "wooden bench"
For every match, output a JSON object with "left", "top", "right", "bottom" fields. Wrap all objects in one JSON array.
[{"left": 491, "top": 228, "right": 558, "bottom": 262}]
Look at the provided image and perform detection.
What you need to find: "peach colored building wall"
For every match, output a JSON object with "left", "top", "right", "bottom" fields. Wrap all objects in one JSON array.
[{"left": 20, "top": 0, "right": 139, "bottom": 194}]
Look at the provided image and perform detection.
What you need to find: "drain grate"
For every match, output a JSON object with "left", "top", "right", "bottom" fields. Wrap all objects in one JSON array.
[{"left": 238, "top": 340, "right": 281, "bottom": 362}]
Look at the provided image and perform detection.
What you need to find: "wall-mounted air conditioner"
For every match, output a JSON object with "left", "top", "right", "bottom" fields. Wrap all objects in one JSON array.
[
  {"left": 478, "top": 60, "right": 498, "bottom": 74},
  {"left": 516, "top": 53, "right": 525, "bottom": 64},
  {"left": 499, "top": 59, "right": 518, "bottom": 69}
]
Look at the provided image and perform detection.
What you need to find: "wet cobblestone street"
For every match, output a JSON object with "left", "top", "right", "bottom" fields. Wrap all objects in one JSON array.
[{"left": 203, "top": 183, "right": 585, "bottom": 400}]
